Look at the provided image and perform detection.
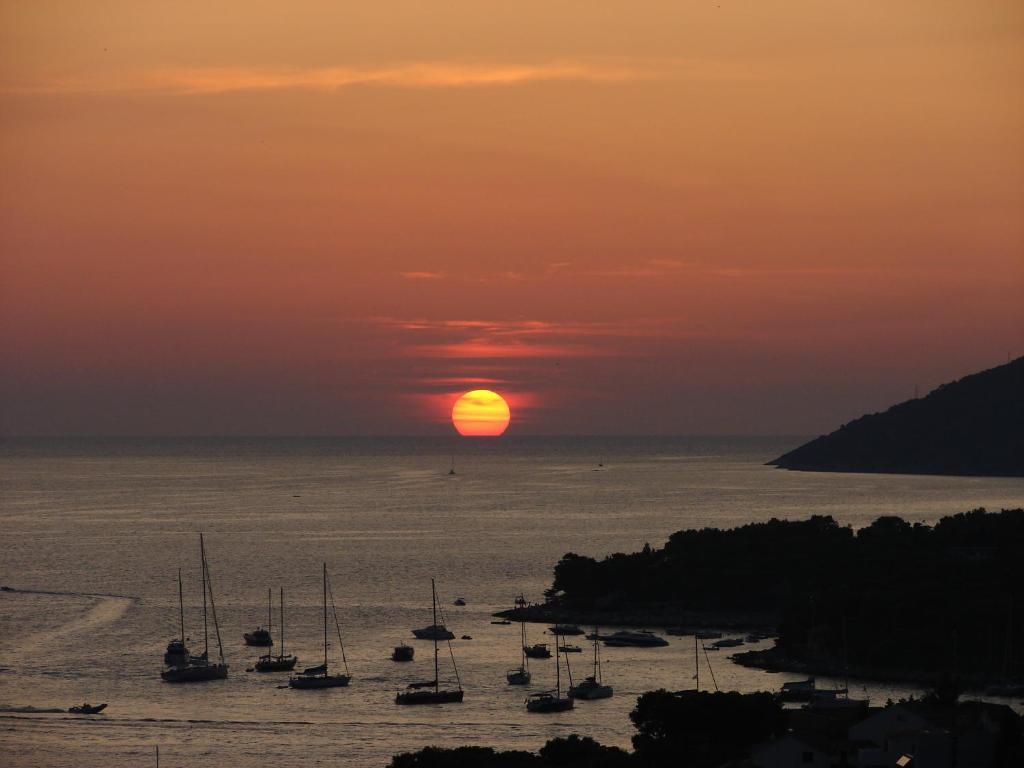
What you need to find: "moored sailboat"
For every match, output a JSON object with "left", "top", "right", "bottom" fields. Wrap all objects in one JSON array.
[
  {"left": 526, "top": 633, "right": 573, "bottom": 712},
  {"left": 289, "top": 564, "right": 351, "bottom": 689},
  {"left": 568, "top": 625, "right": 613, "bottom": 700},
  {"left": 506, "top": 594, "right": 531, "bottom": 685},
  {"left": 396, "top": 578, "right": 464, "bottom": 705},
  {"left": 161, "top": 534, "right": 229, "bottom": 683},
  {"left": 255, "top": 587, "right": 298, "bottom": 672}
]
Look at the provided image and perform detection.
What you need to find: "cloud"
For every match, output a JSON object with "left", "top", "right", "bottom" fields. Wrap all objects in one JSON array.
[
  {"left": 13, "top": 61, "right": 662, "bottom": 96},
  {"left": 399, "top": 271, "right": 445, "bottom": 280}
]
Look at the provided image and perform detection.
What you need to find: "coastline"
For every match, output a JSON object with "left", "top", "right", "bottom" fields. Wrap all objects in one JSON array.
[{"left": 494, "top": 603, "right": 778, "bottom": 633}]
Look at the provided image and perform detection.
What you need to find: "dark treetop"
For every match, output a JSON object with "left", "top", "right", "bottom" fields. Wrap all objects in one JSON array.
[
  {"left": 548, "top": 509, "right": 1024, "bottom": 681},
  {"left": 770, "top": 356, "right": 1024, "bottom": 477}
]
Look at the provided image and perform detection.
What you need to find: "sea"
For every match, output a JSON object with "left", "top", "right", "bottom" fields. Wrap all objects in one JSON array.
[{"left": 2, "top": 436, "right": 1023, "bottom": 767}]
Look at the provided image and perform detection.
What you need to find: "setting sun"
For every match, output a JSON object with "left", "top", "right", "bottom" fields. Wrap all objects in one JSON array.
[{"left": 451, "top": 390, "right": 511, "bottom": 436}]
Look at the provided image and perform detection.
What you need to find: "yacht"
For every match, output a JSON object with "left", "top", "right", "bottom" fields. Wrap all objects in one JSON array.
[
  {"left": 288, "top": 564, "right": 351, "bottom": 689},
  {"left": 568, "top": 627, "right": 613, "bottom": 700},
  {"left": 412, "top": 624, "right": 455, "bottom": 641},
  {"left": 601, "top": 630, "right": 668, "bottom": 647}
]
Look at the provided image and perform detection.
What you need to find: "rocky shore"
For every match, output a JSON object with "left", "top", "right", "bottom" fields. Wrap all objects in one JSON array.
[{"left": 493, "top": 602, "right": 778, "bottom": 633}]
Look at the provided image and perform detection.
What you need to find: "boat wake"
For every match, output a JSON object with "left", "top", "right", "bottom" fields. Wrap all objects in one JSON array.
[{"left": 4, "top": 594, "right": 134, "bottom": 666}]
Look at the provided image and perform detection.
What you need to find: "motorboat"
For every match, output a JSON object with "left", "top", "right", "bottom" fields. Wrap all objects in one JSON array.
[
  {"left": 392, "top": 644, "right": 415, "bottom": 662},
  {"left": 524, "top": 643, "right": 552, "bottom": 659},
  {"left": 550, "top": 624, "right": 584, "bottom": 636},
  {"left": 601, "top": 630, "right": 668, "bottom": 647},
  {"left": 68, "top": 703, "right": 107, "bottom": 714},
  {"left": 412, "top": 624, "right": 455, "bottom": 641},
  {"left": 711, "top": 638, "right": 744, "bottom": 649},
  {"left": 453, "top": 598, "right": 466, "bottom": 606},
  {"left": 243, "top": 627, "right": 272, "bottom": 647},
  {"left": 558, "top": 644, "right": 583, "bottom": 653}
]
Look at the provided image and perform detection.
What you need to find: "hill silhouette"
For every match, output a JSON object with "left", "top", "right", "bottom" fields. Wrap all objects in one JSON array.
[{"left": 771, "top": 357, "right": 1024, "bottom": 477}]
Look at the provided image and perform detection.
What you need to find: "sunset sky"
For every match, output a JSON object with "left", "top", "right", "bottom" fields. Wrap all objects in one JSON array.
[{"left": 1, "top": 1, "right": 1022, "bottom": 435}]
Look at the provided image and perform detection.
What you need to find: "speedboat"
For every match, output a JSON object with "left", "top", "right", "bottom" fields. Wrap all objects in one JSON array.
[
  {"left": 68, "top": 703, "right": 107, "bottom": 714},
  {"left": 524, "top": 643, "right": 552, "bottom": 659},
  {"left": 568, "top": 675, "right": 613, "bottom": 700},
  {"left": 392, "top": 644, "right": 415, "bottom": 661},
  {"left": 243, "top": 627, "right": 273, "bottom": 647},
  {"left": 526, "top": 691, "right": 573, "bottom": 712},
  {"left": 412, "top": 624, "right": 455, "bottom": 640},
  {"left": 601, "top": 630, "right": 668, "bottom": 647},
  {"left": 550, "top": 624, "right": 584, "bottom": 636}
]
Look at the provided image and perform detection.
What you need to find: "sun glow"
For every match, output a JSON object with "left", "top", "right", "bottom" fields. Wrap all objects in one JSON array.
[{"left": 451, "top": 390, "right": 511, "bottom": 436}]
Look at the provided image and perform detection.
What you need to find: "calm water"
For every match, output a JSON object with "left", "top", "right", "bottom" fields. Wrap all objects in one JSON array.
[{"left": 2, "top": 437, "right": 1023, "bottom": 767}]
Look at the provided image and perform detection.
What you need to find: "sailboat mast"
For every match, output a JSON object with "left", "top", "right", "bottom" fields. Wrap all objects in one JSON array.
[
  {"left": 202, "top": 536, "right": 225, "bottom": 663},
  {"left": 280, "top": 586, "right": 285, "bottom": 657},
  {"left": 200, "top": 534, "right": 209, "bottom": 657},
  {"left": 177, "top": 568, "right": 185, "bottom": 643},
  {"left": 322, "top": 563, "right": 328, "bottom": 670},
  {"left": 695, "top": 634, "right": 699, "bottom": 692},
  {"left": 594, "top": 625, "right": 600, "bottom": 682},
  {"left": 431, "top": 578, "right": 439, "bottom": 693},
  {"left": 268, "top": 587, "right": 272, "bottom": 635},
  {"left": 556, "top": 634, "right": 561, "bottom": 696}
]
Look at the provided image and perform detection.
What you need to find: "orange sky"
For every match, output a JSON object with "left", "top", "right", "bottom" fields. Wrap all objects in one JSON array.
[{"left": 1, "top": 1, "right": 1022, "bottom": 435}]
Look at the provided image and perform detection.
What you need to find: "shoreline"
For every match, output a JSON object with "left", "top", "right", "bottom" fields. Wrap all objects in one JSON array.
[{"left": 493, "top": 603, "right": 778, "bottom": 633}]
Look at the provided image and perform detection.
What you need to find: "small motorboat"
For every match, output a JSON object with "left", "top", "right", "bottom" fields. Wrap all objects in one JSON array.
[
  {"left": 491, "top": 620, "right": 512, "bottom": 625},
  {"left": 243, "top": 627, "right": 273, "bottom": 647},
  {"left": 524, "top": 643, "right": 552, "bottom": 659},
  {"left": 526, "top": 691, "right": 573, "bottom": 713},
  {"left": 68, "top": 703, "right": 107, "bottom": 715},
  {"left": 549, "top": 624, "right": 584, "bottom": 636},
  {"left": 392, "top": 644, "right": 415, "bottom": 662},
  {"left": 558, "top": 644, "right": 583, "bottom": 653},
  {"left": 601, "top": 630, "right": 668, "bottom": 647},
  {"left": 412, "top": 624, "right": 455, "bottom": 640},
  {"left": 453, "top": 598, "right": 466, "bottom": 606},
  {"left": 461, "top": 635, "right": 472, "bottom": 640},
  {"left": 711, "top": 638, "right": 744, "bottom": 649}
]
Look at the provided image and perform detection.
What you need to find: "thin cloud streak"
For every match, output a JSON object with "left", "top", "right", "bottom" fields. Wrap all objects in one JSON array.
[{"left": 12, "top": 61, "right": 667, "bottom": 96}]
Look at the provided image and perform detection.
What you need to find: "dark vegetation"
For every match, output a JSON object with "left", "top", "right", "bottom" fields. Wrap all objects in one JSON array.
[
  {"left": 390, "top": 690, "right": 1022, "bottom": 767},
  {"left": 770, "top": 356, "right": 1024, "bottom": 476},
  {"left": 547, "top": 509, "right": 1024, "bottom": 681},
  {"left": 389, "top": 691, "right": 781, "bottom": 768}
]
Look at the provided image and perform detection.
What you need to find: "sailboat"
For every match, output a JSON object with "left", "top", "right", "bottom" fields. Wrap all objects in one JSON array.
[
  {"left": 289, "top": 563, "right": 351, "bottom": 688},
  {"left": 161, "top": 534, "right": 229, "bottom": 683},
  {"left": 396, "top": 578, "right": 464, "bottom": 704},
  {"left": 526, "top": 633, "right": 574, "bottom": 712},
  {"left": 506, "top": 595, "right": 531, "bottom": 685},
  {"left": 448, "top": 454, "right": 456, "bottom": 476},
  {"left": 255, "top": 587, "right": 298, "bottom": 672},
  {"left": 163, "top": 569, "right": 189, "bottom": 667},
  {"left": 568, "top": 625, "right": 613, "bottom": 700},
  {"left": 243, "top": 588, "right": 273, "bottom": 647}
]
